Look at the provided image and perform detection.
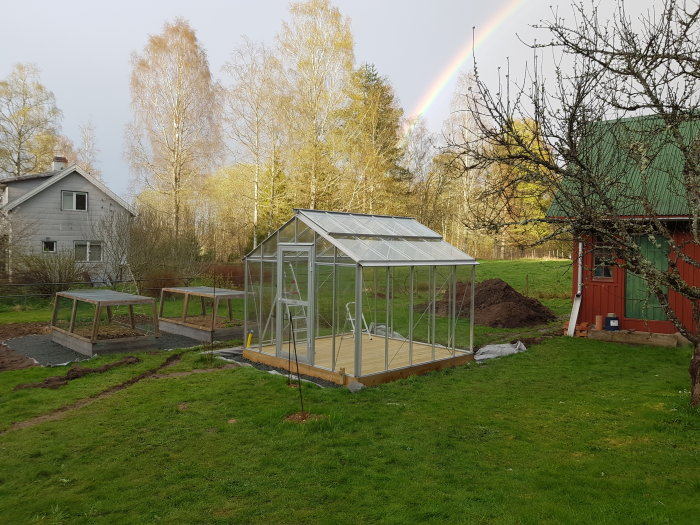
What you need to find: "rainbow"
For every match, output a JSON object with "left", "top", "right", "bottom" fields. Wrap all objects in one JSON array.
[{"left": 403, "top": 0, "right": 525, "bottom": 135}]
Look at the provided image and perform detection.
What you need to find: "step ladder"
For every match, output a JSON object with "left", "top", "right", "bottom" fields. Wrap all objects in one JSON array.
[
  {"left": 345, "top": 301, "right": 371, "bottom": 339},
  {"left": 285, "top": 262, "right": 308, "bottom": 344}
]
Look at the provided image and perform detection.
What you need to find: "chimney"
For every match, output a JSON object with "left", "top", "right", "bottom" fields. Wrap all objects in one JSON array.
[{"left": 52, "top": 156, "right": 68, "bottom": 171}]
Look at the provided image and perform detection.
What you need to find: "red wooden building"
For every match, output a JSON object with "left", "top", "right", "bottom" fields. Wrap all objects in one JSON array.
[
  {"left": 572, "top": 233, "right": 700, "bottom": 335},
  {"left": 549, "top": 115, "right": 700, "bottom": 336}
]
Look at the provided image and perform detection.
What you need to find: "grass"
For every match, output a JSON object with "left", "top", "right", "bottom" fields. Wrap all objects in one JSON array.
[
  {"left": 0, "top": 336, "right": 698, "bottom": 524},
  {"left": 1, "top": 259, "right": 572, "bottom": 325}
]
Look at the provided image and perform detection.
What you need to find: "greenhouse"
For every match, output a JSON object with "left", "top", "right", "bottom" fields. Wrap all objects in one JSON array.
[{"left": 243, "top": 209, "right": 478, "bottom": 386}]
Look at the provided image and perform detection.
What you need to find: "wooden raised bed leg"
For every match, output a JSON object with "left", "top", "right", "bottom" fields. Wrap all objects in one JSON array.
[
  {"left": 211, "top": 298, "right": 218, "bottom": 331},
  {"left": 227, "top": 299, "right": 233, "bottom": 321},
  {"left": 51, "top": 295, "right": 60, "bottom": 327},
  {"left": 128, "top": 304, "right": 135, "bottom": 329},
  {"left": 152, "top": 302, "right": 159, "bottom": 337},
  {"left": 106, "top": 306, "right": 113, "bottom": 323},
  {"left": 92, "top": 304, "right": 102, "bottom": 343},
  {"left": 182, "top": 294, "right": 190, "bottom": 323},
  {"left": 201, "top": 296, "right": 206, "bottom": 315},
  {"left": 68, "top": 299, "right": 78, "bottom": 333},
  {"left": 159, "top": 289, "right": 165, "bottom": 317}
]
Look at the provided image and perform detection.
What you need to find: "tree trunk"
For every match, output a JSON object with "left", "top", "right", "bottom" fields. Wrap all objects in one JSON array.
[{"left": 690, "top": 344, "right": 700, "bottom": 407}]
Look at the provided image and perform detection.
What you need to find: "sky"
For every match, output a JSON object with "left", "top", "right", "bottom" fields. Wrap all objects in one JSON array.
[{"left": 0, "top": 0, "right": 630, "bottom": 197}]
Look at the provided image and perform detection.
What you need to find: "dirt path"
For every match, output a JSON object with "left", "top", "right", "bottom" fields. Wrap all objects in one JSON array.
[{"left": 0, "top": 353, "right": 239, "bottom": 435}]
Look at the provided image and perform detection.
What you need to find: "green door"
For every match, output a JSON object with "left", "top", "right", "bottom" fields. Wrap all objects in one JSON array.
[{"left": 625, "top": 236, "right": 669, "bottom": 321}]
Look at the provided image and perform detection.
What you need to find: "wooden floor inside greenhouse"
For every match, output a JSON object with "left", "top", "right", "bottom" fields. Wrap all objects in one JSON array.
[{"left": 243, "top": 334, "right": 473, "bottom": 386}]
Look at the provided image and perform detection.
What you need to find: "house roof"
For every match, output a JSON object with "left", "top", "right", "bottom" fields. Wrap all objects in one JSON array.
[
  {"left": 1, "top": 164, "right": 135, "bottom": 216},
  {"left": 548, "top": 115, "right": 696, "bottom": 218},
  {"left": 246, "top": 209, "right": 477, "bottom": 267},
  {"left": 0, "top": 170, "right": 58, "bottom": 184}
]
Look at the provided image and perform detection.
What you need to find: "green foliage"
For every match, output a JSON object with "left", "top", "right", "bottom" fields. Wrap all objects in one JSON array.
[
  {"left": 0, "top": 338, "right": 697, "bottom": 523},
  {"left": 0, "top": 63, "right": 62, "bottom": 177}
]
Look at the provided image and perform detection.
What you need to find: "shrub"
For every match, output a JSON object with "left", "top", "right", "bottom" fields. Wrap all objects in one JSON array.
[
  {"left": 205, "top": 263, "right": 245, "bottom": 288},
  {"left": 14, "top": 251, "right": 88, "bottom": 296},
  {"left": 139, "top": 269, "right": 184, "bottom": 297}
]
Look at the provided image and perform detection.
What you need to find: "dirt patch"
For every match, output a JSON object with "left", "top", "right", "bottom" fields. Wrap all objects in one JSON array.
[
  {"left": 284, "top": 411, "right": 327, "bottom": 423},
  {"left": 0, "top": 323, "right": 51, "bottom": 371},
  {"left": 0, "top": 322, "right": 50, "bottom": 342},
  {"left": 1, "top": 352, "right": 185, "bottom": 435},
  {"left": 13, "top": 356, "right": 141, "bottom": 390},
  {"left": 423, "top": 279, "right": 556, "bottom": 328}
]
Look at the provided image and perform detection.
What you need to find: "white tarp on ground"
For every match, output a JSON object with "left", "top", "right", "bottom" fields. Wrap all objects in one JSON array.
[{"left": 474, "top": 341, "right": 527, "bottom": 362}]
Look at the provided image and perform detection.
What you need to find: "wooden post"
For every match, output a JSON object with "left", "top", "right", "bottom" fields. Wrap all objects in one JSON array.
[
  {"left": 68, "top": 299, "right": 78, "bottom": 333},
  {"left": 51, "top": 294, "right": 60, "bottom": 327},
  {"left": 227, "top": 298, "right": 233, "bottom": 321},
  {"left": 91, "top": 304, "right": 102, "bottom": 343},
  {"left": 211, "top": 298, "right": 218, "bottom": 331},
  {"left": 128, "top": 304, "right": 135, "bottom": 329},
  {"left": 182, "top": 294, "right": 190, "bottom": 323},
  {"left": 152, "top": 301, "right": 159, "bottom": 337},
  {"left": 201, "top": 296, "right": 206, "bottom": 315},
  {"left": 106, "top": 306, "right": 113, "bottom": 324},
  {"left": 159, "top": 289, "right": 165, "bottom": 317}
]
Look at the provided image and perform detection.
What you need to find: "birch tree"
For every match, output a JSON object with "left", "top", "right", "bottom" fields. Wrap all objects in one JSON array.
[
  {"left": 223, "top": 40, "right": 284, "bottom": 245},
  {"left": 278, "top": 0, "right": 354, "bottom": 209},
  {"left": 0, "top": 63, "right": 61, "bottom": 177},
  {"left": 127, "top": 18, "right": 222, "bottom": 244}
]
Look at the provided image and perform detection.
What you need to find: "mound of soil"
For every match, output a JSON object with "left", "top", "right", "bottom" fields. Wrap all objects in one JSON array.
[{"left": 432, "top": 278, "right": 556, "bottom": 328}]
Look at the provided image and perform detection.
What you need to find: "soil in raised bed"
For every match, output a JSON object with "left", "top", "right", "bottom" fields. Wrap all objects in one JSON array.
[{"left": 169, "top": 315, "right": 243, "bottom": 329}]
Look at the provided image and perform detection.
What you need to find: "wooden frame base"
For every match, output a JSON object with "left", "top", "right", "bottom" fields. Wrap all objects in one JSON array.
[{"left": 242, "top": 347, "right": 473, "bottom": 386}]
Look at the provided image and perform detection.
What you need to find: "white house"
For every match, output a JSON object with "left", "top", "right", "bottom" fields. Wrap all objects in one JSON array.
[{"left": 0, "top": 157, "right": 134, "bottom": 279}]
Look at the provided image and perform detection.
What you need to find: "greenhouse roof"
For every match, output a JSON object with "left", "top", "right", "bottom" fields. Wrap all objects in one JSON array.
[{"left": 247, "top": 209, "right": 477, "bottom": 267}]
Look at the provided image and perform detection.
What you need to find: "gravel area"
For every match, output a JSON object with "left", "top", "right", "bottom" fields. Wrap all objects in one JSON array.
[{"left": 6, "top": 332, "right": 202, "bottom": 367}]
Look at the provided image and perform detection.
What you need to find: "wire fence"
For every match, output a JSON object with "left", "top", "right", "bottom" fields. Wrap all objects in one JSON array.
[{"left": 0, "top": 277, "right": 199, "bottom": 304}]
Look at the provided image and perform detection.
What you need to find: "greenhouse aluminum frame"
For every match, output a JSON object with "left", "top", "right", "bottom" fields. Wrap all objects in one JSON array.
[{"left": 243, "top": 209, "right": 477, "bottom": 381}]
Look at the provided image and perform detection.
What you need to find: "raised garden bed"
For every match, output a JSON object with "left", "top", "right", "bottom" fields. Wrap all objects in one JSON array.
[
  {"left": 51, "top": 290, "right": 158, "bottom": 356},
  {"left": 158, "top": 286, "right": 246, "bottom": 343}
]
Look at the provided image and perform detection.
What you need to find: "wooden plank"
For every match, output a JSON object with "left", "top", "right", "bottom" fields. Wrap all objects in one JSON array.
[
  {"left": 243, "top": 349, "right": 352, "bottom": 385},
  {"left": 357, "top": 354, "right": 473, "bottom": 387},
  {"left": 68, "top": 299, "right": 78, "bottom": 333}
]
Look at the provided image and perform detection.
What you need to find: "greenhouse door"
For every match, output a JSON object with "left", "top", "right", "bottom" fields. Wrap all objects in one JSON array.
[{"left": 276, "top": 244, "right": 314, "bottom": 363}]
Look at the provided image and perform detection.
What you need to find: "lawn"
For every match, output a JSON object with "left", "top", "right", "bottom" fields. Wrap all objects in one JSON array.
[{"left": 0, "top": 336, "right": 698, "bottom": 524}]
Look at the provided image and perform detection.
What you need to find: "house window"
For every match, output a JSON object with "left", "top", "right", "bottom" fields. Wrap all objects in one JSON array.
[
  {"left": 74, "top": 241, "right": 102, "bottom": 262},
  {"left": 42, "top": 241, "right": 57, "bottom": 253},
  {"left": 62, "top": 191, "right": 88, "bottom": 211},
  {"left": 593, "top": 243, "right": 614, "bottom": 280}
]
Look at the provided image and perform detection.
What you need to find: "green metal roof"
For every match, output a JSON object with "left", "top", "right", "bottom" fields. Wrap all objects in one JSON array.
[{"left": 548, "top": 115, "right": 697, "bottom": 218}]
